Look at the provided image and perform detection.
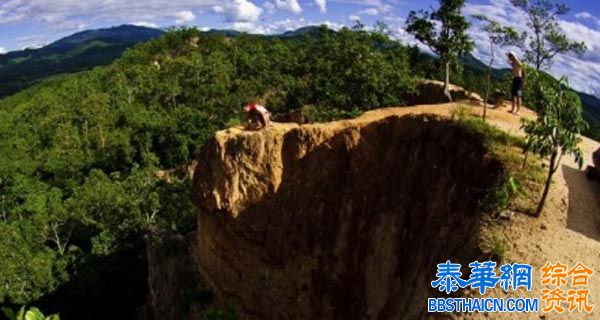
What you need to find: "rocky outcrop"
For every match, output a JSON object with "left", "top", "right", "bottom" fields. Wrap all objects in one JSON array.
[
  {"left": 173, "top": 110, "right": 505, "bottom": 320},
  {"left": 407, "top": 80, "right": 483, "bottom": 105}
]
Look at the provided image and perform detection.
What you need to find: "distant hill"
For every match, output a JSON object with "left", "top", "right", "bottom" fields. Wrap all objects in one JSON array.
[
  {"left": 0, "top": 25, "right": 328, "bottom": 98},
  {"left": 0, "top": 25, "right": 164, "bottom": 97},
  {"left": 204, "top": 26, "right": 321, "bottom": 39},
  {"left": 578, "top": 91, "right": 600, "bottom": 133}
]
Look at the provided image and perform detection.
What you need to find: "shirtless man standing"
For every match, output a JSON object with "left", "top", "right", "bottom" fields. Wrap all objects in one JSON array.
[{"left": 508, "top": 51, "right": 524, "bottom": 115}]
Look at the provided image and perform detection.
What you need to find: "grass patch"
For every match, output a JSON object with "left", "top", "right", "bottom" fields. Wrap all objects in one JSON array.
[
  {"left": 452, "top": 105, "right": 547, "bottom": 261},
  {"left": 450, "top": 103, "right": 477, "bottom": 120},
  {"left": 490, "top": 232, "right": 508, "bottom": 263},
  {"left": 452, "top": 107, "right": 545, "bottom": 216},
  {"left": 201, "top": 306, "right": 237, "bottom": 320},
  {"left": 302, "top": 104, "right": 363, "bottom": 122}
]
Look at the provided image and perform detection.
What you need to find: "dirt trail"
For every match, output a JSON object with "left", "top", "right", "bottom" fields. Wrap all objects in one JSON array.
[
  {"left": 363, "top": 101, "right": 599, "bottom": 319},
  {"left": 460, "top": 103, "right": 600, "bottom": 320}
]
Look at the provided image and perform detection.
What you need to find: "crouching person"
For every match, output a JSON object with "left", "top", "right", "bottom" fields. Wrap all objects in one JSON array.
[{"left": 244, "top": 102, "right": 271, "bottom": 130}]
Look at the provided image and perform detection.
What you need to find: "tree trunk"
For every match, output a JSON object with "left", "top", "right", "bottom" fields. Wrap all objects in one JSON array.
[
  {"left": 483, "top": 43, "right": 495, "bottom": 122},
  {"left": 522, "top": 151, "right": 529, "bottom": 171},
  {"left": 444, "top": 60, "right": 452, "bottom": 102},
  {"left": 535, "top": 26, "right": 544, "bottom": 72},
  {"left": 535, "top": 150, "right": 558, "bottom": 217}
]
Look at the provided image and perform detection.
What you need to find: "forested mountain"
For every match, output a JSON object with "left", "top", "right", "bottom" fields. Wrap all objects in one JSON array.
[
  {"left": 578, "top": 91, "right": 600, "bottom": 135},
  {"left": 0, "top": 25, "right": 164, "bottom": 97}
]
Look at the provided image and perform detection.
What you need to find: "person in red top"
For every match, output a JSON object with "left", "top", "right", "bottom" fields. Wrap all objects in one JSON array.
[{"left": 243, "top": 102, "right": 271, "bottom": 130}]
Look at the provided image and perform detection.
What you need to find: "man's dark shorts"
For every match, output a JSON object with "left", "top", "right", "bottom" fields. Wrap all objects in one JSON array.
[{"left": 511, "top": 77, "right": 523, "bottom": 98}]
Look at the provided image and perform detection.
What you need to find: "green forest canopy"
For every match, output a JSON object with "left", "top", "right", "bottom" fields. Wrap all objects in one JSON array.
[{"left": 0, "top": 26, "right": 420, "bottom": 318}]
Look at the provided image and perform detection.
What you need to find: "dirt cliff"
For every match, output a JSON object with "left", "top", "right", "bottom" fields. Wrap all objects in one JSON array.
[{"left": 145, "top": 110, "right": 507, "bottom": 320}]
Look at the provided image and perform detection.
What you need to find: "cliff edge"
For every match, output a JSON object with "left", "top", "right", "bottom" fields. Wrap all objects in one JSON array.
[{"left": 146, "top": 109, "right": 507, "bottom": 320}]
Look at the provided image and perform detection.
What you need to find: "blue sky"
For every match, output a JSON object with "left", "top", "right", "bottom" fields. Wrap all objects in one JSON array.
[{"left": 1, "top": 0, "right": 600, "bottom": 95}]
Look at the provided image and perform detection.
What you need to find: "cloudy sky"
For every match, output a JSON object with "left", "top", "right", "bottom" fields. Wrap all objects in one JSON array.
[{"left": 1, "top": 0, "right": 599, "bottom": 96}]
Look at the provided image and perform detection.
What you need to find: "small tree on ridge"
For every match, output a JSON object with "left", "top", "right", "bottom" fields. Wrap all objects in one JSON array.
[
  {"left": 473, "top": 15, "right": 523, "bottom": 121},
  {"left": 406, "top": 0, "right": 474, "bottom": 102},
  {"left": 510, "top": 0, "right": 586, "bottom": 71},
  {"left": 521, "top": 77, "right": 586, "bottom": 216}
]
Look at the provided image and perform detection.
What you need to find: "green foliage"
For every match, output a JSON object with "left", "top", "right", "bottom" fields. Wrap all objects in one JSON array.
[
  {"left": 521, "top": 77, "right": 587, "bottom": 215},
  {"left": 459, "top": 116, "right": 525, "bottom": 148},
  {"left": 484, "top": 175, "right": 526, "bottom": 214},
  {"left": 406, "top": 0, "right": 474, "bottom": 100},
  {"left": 452, "top": 116, "right": 529, "bottom": 215},
  {"left": 2, "top": 306, "right": 59, "bottom": 320},
  {"left": 522, "top": 77, "right": 587, "bottom": 166},
  {"left": 490, "top": 233, "right": 507, "bottom": 262},
  {"left": 302, "top": 105, "right": 362, "bottom": 122},
  {"left": 201, "top": 307, "right": 237, "bottom": 320},
  {"left": 510, "top": 0, "right": 586, "bottom": 71}
]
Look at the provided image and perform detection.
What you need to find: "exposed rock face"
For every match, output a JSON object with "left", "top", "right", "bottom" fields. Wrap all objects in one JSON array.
[
  {"left": 407, "top": 80, "right": 483, "bottom": 105},
  {"left": 187, "top": 112, "right": 504, "bottom": 320}
]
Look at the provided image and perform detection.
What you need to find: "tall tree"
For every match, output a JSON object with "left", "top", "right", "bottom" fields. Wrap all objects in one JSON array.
[
  {"left": 473, "top": 15, "right": 523, "bottom": 121},
  {"left": 406, "top": 0, "right": 474, "bottom": 101},
  {"left": 510, "top": 0, "right": 586, "bottom": 71},
  {"left": 521, "top": 77, "right": 586, "bottom": 216}
]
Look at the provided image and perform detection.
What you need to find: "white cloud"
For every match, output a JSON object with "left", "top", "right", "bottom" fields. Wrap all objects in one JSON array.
[
  {"left": 315, "top": 0, "right": 326, "bottom": 13},
  {"left": 275, "top": 0, "right": 302, "bottom": 14},
  {"left": 574, "top": 11, "right": 600, "bottom": 28},
  {"left": 231, "top": 18, "right": 304, "bottom": 34},
  {"left": 0, "top": 47, "right": 5, "bottom": 54},
  {"left": 0, "top": 0, "right": 264, "bottom": 26},
  {"left": 321, "top": 20, "right": 344, "bottom": 30},
  {"left": 215, "top": 0, "right": 263, "bottom": 22},
  {"left": 131, "top": 21, "right": 159, "bottom": 28},
  {"left": 21, "top": 44, "right": 44, "bottom": 50},
  {"left": 212, "top": 5, "right": 225, "bottom": 13},
  {"left": 349, "top": 15, "right": 360, "bottom": 22},
  {"left": 576, "top": 12, "right": 594, "bottom": 20},
  {"left": 231, "top": 21, "right": 264, "bottom": 33},
  {"left": 357, "top": 8, "right": 378, "bottom": 16},
  {"left": 263, "top": 1, "right": 276, "bottom": 14},
  {"left": 228, "top": 17, "right": 345, "bottom": 36},
  {"left": 173, "top": 10, "right": 196, "bottom": 25}
]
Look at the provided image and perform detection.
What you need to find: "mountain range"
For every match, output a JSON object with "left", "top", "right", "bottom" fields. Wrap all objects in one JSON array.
[{"left": 0, "top": 25, "right": 164, "bottom": 97}]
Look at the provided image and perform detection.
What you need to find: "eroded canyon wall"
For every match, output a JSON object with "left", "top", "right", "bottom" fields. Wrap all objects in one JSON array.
[{"left": 182, "top": 113, "right": 504, "bottom": 320}]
